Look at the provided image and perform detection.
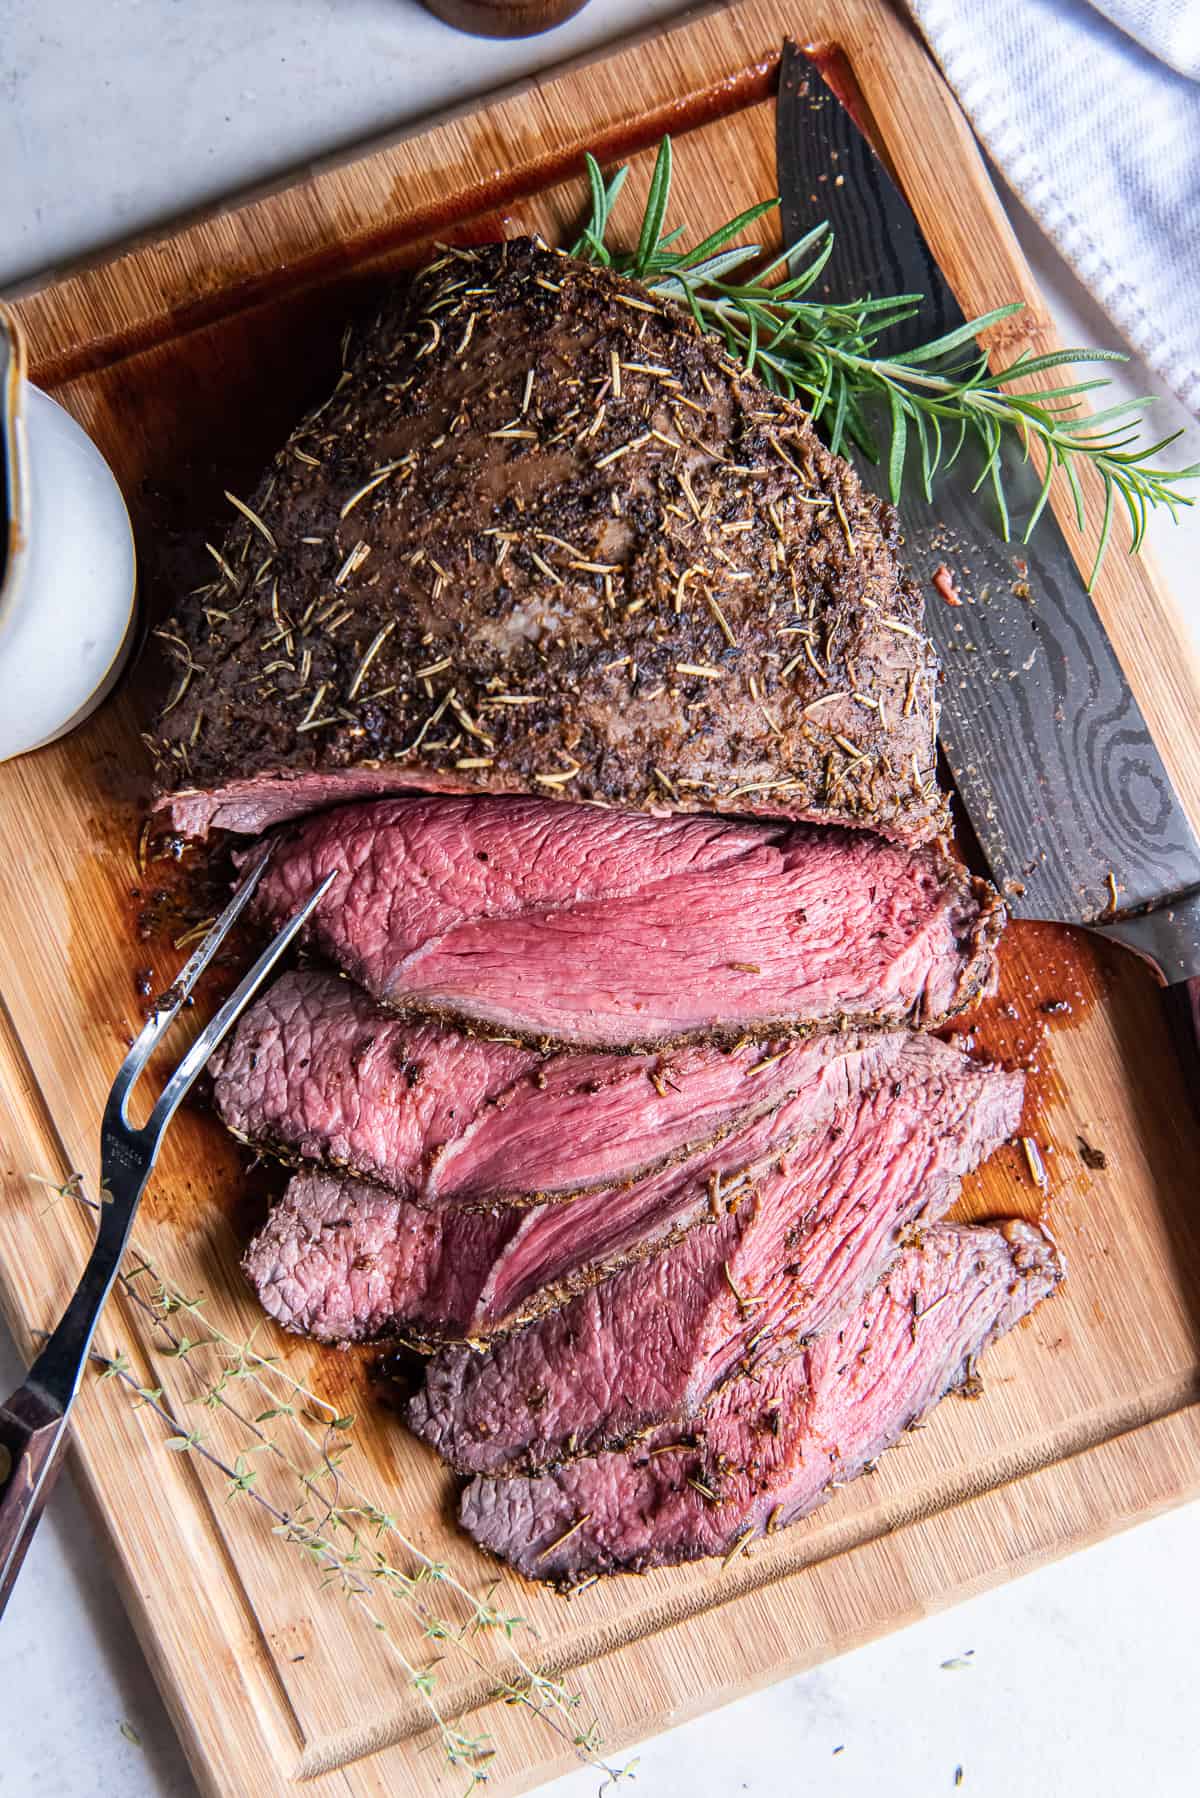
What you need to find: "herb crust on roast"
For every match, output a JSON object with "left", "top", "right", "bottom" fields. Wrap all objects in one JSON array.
[{"left": 149, "top": 238, "right": 945, "bottom": 840}]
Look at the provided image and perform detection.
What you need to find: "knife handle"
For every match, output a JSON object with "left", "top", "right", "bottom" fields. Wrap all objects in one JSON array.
[
  {"left": 1093, "top": 895, "right": 1200, "bottom": 1125},
  {"left": 1163, "top": 978, "right": 1200, "bottom": 1125},
  {"left": 0, "top": 1383, "right": 70, "bottom": 1617}
]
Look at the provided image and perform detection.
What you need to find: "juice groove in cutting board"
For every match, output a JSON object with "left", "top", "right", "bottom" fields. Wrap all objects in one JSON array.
[{"left": 1, "top": 5, "right": 1199, "bottom": 1794}]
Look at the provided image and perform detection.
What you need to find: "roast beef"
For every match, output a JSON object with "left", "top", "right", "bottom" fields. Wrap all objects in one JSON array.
[
  {"left": 250, "top": 797, "right": 1001, "bottom": 1050},
  {"left": 211, "top": 969, "right": 869, "bottom": 1207},
  {"left": 241, "top": 1174, "right": 514, "bottom": 1346},
  {"left": 409, "top": 1045, "right": 1023, "bottom": 1473},
  {"left": 458, "top": 1219, "right": 1063, "bottom": 1581},
  {"left": 242, "top": 1031, "right": 913, "bottom": 1343},
  {"left": 148, "top": 238, "right": 946, "bottom": 843}
]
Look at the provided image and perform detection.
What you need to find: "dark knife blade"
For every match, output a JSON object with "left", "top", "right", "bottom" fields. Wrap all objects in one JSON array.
[{"left": 776, "top": 40, "right": 1200, "bottom": 983}]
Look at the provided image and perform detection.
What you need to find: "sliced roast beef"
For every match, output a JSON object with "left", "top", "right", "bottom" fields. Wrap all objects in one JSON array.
[
  {"left": 212, "top": 971, "right": 535, "bottom": 1194},
  {"left": 459, "top": 1219, "right": 1062, "bottom": 1581},
  {"left": 149, "top": 238, "right": 946, "bottom": 843},
  {"left": 409, "top": 1044, "right": 1023, "bottom": 1473},
  {"left": 250, "top": 797, "right": 1001, "bottom": 1050},
  {"left": 211, "top": 969, "right": 861, "bottom": 1208},
  {"left": 241, "top": 1173, "right": 516, "bottom": 1345},
  {"left": 243, "top": 1031, "right": 911, "bottom": 1343}
]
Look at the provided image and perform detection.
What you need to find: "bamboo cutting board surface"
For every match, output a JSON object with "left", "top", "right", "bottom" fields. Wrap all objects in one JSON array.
[{"left": 3, "top": 4, "right": 1200, "bottom": 1793}]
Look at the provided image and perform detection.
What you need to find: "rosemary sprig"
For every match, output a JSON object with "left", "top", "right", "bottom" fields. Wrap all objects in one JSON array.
[{"left": 573, "top": 138, "right": 1198, "bottom": 588}]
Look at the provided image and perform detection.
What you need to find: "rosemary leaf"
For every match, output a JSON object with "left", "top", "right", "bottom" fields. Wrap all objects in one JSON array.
[
  {"left": 887, "top": 386, "right": 907, "bottom": 503},
  {"left": 634, "top": 137, "right": 673, "bottom": 277}
]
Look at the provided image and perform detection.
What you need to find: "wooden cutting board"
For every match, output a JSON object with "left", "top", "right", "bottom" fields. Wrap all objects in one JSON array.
[{"left": 3, "top": 3, "right": 1200, "bottom": 1794}]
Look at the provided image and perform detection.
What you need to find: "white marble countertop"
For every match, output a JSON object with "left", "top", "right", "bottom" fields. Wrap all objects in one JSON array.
[{"left": 2, "top": 4, "right": 1199, "bottom": 1794}]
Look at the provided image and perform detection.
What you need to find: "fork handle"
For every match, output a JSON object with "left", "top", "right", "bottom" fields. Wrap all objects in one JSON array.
[{"left": 0, "top": 1383, "right": 70, "bottom": 1617}]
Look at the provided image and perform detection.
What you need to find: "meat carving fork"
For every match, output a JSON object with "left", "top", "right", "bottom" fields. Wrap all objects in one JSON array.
[{"left": 0, "top": 844, "right": 336, "bottom": 1615}]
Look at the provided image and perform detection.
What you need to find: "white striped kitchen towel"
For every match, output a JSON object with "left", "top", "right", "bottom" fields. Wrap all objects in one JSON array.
[{"left": 906, "top": 0, "right": 1200, "bottom": 412}]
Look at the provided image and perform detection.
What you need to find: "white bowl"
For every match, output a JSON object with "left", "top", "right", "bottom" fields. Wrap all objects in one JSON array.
[{"left": 0, "top": 304, "right": 137, "bottom": 763}]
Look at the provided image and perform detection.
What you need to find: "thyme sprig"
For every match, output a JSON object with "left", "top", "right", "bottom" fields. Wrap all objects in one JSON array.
[
  {"left": 572, "top": 138, "right": 1198, "bottom": 588},
  {"left": 43, "top": 1176, "right": 628, "bottom": 1794}
]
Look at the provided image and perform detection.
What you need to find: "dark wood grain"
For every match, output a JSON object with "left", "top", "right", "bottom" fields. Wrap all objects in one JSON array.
[
  {"left": 416, "top": 0, "right": 590, "bottom": 37},
  {"left": 0, "top": 1384, "right": 69, "bottom": 1615}
]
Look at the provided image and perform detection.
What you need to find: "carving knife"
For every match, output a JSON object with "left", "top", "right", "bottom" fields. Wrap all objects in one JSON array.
[{"left": 776, "top": 39, "right": 1200, "bottom": 1091}]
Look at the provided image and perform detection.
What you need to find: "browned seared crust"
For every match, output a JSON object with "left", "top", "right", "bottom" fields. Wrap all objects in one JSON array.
[{"left": 149, "top": 238, "right": 946, "bottom": 839}]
